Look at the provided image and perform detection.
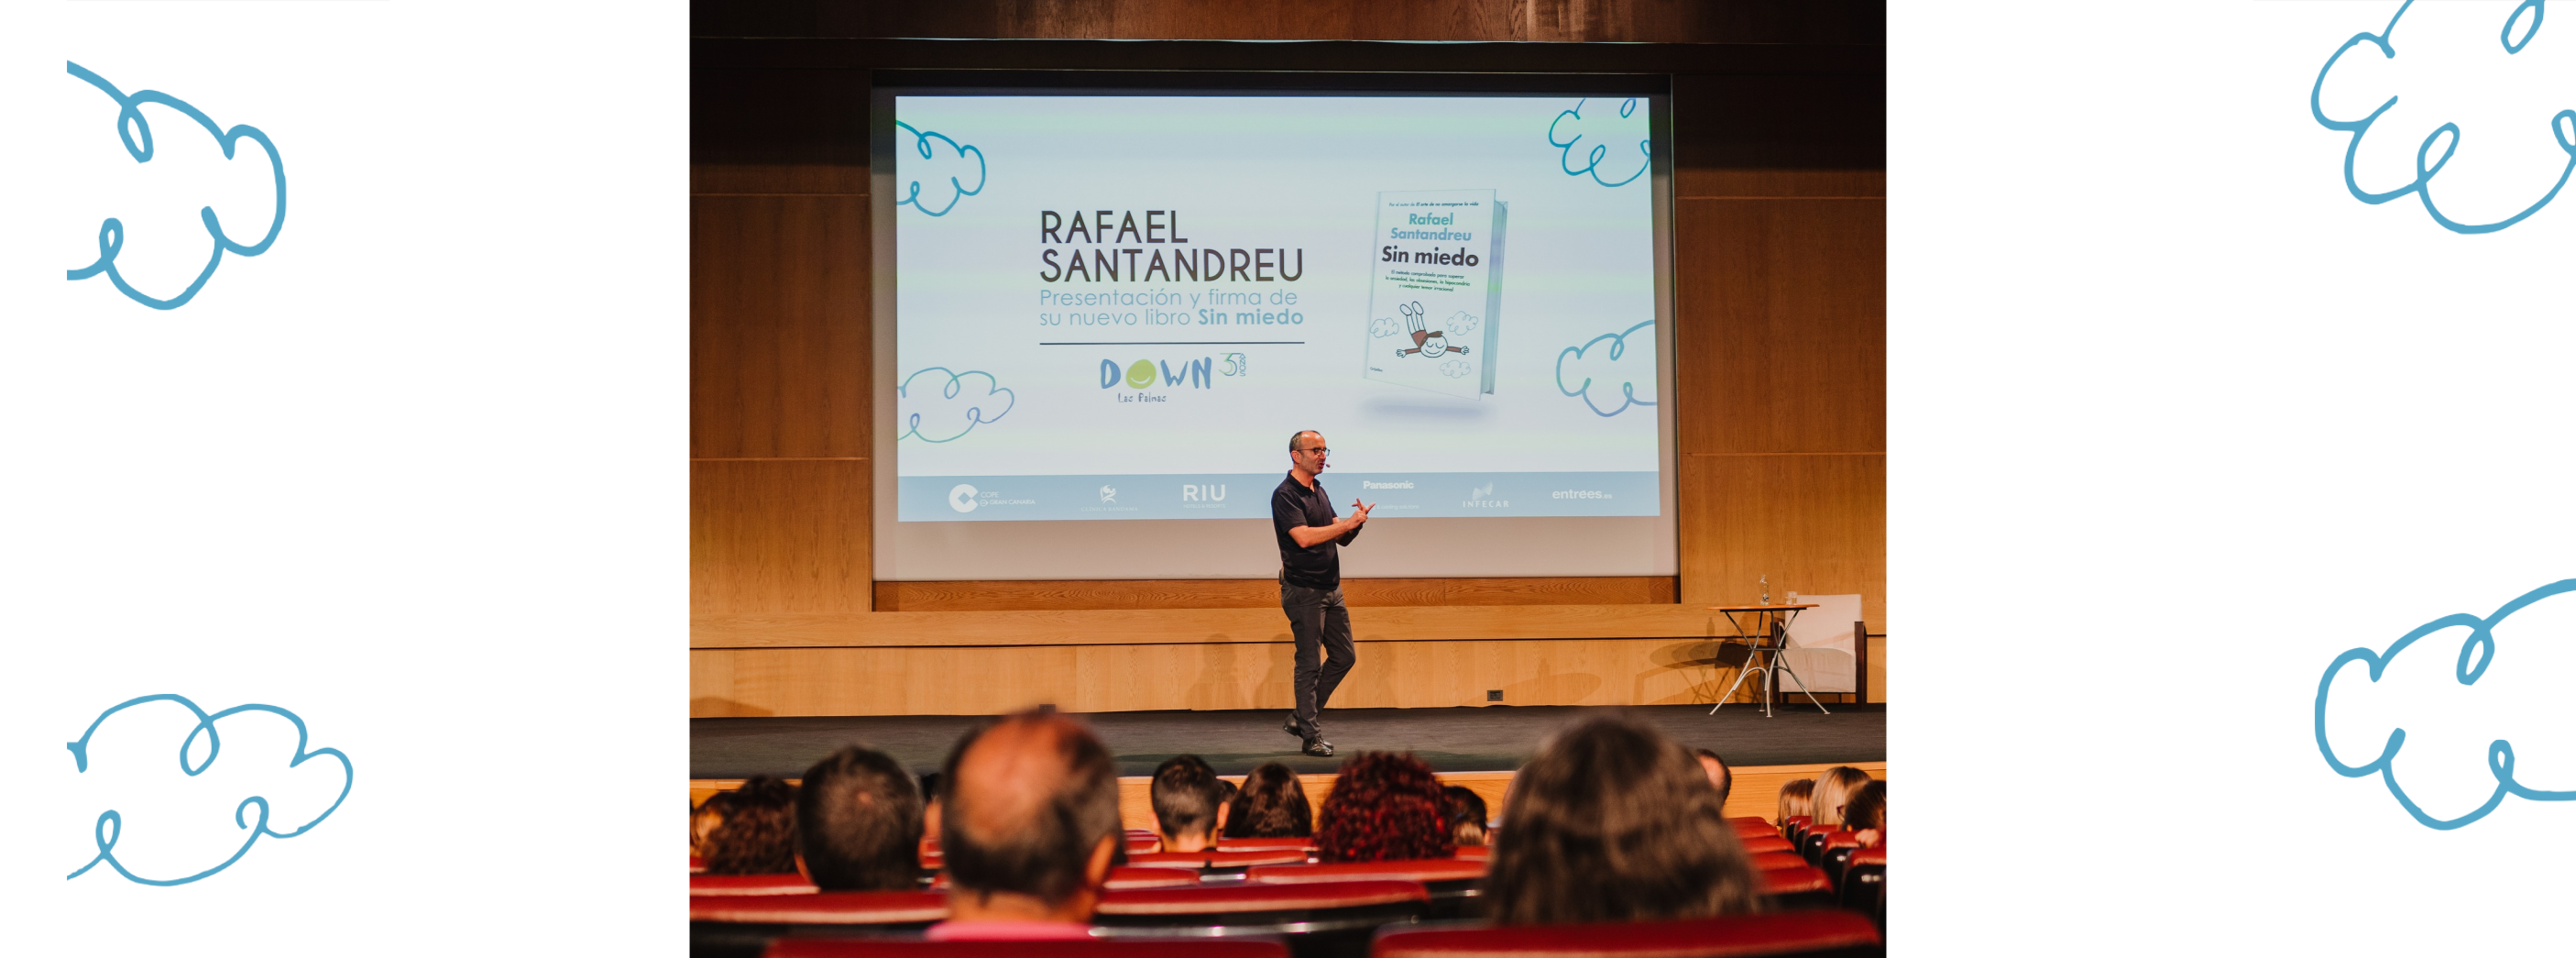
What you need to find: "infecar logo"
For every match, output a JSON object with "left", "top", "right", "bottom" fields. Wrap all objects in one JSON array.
[
  {"left": 1099, "top": 485, "right": 1117, "bottom": 503},
  {"left": 948, "top": 483, "right": 979, "bottom": 512}
]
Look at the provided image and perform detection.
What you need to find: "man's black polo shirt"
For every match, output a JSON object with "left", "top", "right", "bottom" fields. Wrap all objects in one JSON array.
[{"left": 1272, "top": 471, "right": 1356, "bottom": 589}]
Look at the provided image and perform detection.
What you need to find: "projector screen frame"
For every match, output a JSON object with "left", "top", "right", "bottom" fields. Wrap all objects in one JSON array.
[{"left": 870, "top": 74, "right": 1678, "bottom": 582}]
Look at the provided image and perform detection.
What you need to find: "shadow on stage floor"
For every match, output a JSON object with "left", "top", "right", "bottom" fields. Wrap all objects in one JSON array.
[{"left": 692, "top": 702, "right": 1883, "bottom": 778}]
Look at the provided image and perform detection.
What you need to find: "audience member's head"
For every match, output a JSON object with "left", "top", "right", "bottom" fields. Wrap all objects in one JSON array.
[
  {"left": 937, "top": 711, "right": 1124, "bottom": 924},
  {"left": 1843, "top": 779, "right": 1885, "bottom": 843},
  {"left": 1222, "top": 762, "right": 1313, "bottom": 839},
  {"left": 691, "top": 791, "right": 739, "bottom": 860},
  {"left": 698, "top": 776, "right": 798, "bottom": 875},
  {"left": 793, "top": 745, "right": 926, "bottom": 891},
  {"left": 1442, "top": 785, "right": 1490, "bottom": 846},
  {"left": 917, "top": 771, "right": 945, "bottom": 842},
  {"left": 1483, "top": 715, "right": 1763, "bottom": 925},
  {"left": 1148, "top": 754, "right": 1229, "bottom": 853},
  {"left": 1315, "top": 752, "right": 1452, "bottom": 863},
  {"left": 1810, "top": 765, "right": 1875, "bottom": 831},
  {"left": 1216, "top": 777, "right": 1239, "bottom": 809},
  {"left": 1694, "top": 748, "right": 1733, "bottom": 808},
  {"left": 1777, "top": 778, "right": 1815, "bottom": 825}
]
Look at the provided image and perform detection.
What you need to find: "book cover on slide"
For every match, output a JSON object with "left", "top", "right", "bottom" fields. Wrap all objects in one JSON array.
[{"left": 1364, "top": 190, "right": 1505, "bottom": 400}]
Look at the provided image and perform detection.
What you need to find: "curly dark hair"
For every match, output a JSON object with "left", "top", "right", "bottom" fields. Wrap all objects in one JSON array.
[
  {"left": 699, "top": 776, "right": 799, "bottom": 875},
  {"left": 1222, "top": 762, "right": 1313, "bottom": 838},
  {"left": 1483, "top": 715, "right": 1763, "bottom": 925},
  {"left": 1314, "top": 753, "right": 1452, "bottom": 863}
]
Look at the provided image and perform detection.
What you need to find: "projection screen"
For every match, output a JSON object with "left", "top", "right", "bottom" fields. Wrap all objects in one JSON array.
[{"left": 872, "top": 86, "right": 1675, "bottom": 580}]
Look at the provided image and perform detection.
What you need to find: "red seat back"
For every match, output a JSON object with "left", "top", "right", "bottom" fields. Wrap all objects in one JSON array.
[
  {"left": 1370, "top": 910, "right": 1881, "bottom": 958},
  {"left": 1452, "top": 845, "right": 1491, "bottom": 860},
  {"left": 1204, "top": 849, "right": 1310, "bottom": 867},
  {"left": 1126, "top": 835, "right": 1163, "bottom": 853},
  {"left": 689, "top": 855, "right": 707, "bottom": 874},
  {"left": 1096, "top": 879, "right": 1428, "bottom": 917},
  {"left": 1759, "top": 865, "right": 1833, "bottom": 897},
  {"left": 769, "top": 941, "right": 1288, "bottom": 958},
  {"left": 1849, "top": 846, "right": 1886, "bottom": 867},
  {"left": 1750, "top": 852, "right": 1808, "bottom": 872},
  {"left": 692, "top": 874, "right": 819, "bottom": 897},
  {"left": 1103, "top": 866, "right": 1201, "bottom": 889},
  {"left": 1127, "top": 851, "right": 1211, "bottom": 868},
  {"left": 688, "top": 890, "right": 946, "bottom": 925},
  {"left": 1819, "top": 830, "right": 1863, "bottom": 852},
  {"left": 1246, "top": 859, "right": 1485, "bottom": 886},
  {"left": 1738, "top": 835, "right": 1794, "bottom": 854},
  {"left": 1215, "top": 837, "right": 1316, "bottom": 852}
]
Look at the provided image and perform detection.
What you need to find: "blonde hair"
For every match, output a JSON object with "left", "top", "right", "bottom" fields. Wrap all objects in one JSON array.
[
  {"left": 1809, "top": 765, "right": 1875, "bottom": 831},
  {"left": 1776, "top": 778, "right": 1814, "bottom": 825}
]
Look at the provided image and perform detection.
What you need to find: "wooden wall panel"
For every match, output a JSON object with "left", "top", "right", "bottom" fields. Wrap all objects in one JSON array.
[
  {"left": 1676, "top": 453, "right": 1883, "bottom": 628},
  {"left": 690, "top": 636, "right": 1781, "bottom": 717},
  {"left": 1672, "top": 198, "right": 1886, "bottom": 457},
  {"left": 875, "top": 577, "right": 1675, "bottom": 611},
  {"left": 693, "top": 459, "right": 873, "bottom": 616},
  {"left": 691, "top": 193, "right": 871, "bottom": 459}
]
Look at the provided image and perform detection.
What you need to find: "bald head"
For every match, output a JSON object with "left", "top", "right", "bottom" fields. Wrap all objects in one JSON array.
[{"left": 939, "top": 712, "right": 1122, "bottom": 908}]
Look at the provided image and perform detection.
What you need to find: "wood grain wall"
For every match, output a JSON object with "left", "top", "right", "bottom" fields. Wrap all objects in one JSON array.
[{"left": 692, "top": 6, "right": 1884, "bottom": 718}]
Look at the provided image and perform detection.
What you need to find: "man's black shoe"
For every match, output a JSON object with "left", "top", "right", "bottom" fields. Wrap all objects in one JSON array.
[
  {"left": 1300, "top": 735, "right": 1335, "bottom": 757},
  {"left": 1283, "top": 715, "right": 1304, "bottom": 738}
]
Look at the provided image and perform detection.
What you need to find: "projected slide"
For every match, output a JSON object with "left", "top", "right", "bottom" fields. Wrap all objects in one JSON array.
[{"left": 893, "top": 94, "right": 1661, "bottom": 522}]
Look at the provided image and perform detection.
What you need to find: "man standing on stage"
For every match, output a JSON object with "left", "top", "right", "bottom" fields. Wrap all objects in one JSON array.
[{"left": 1273, "top": 430, "right": 1371, "bottom": 757}]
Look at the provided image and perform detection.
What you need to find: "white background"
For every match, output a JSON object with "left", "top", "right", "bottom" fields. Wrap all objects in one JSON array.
[
  {"left": 1, "top": 3, "right": 682, "bottom": 955},
  {"left": 1895, "top": 1, "right": 2575, "bottom": 952}
]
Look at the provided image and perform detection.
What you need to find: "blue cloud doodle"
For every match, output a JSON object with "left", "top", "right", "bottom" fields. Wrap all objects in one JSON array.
[
  {"left": 894, "top": 121, "right": 986, "bottom": 217},
  {"left": 2309, "top": 1, "right": 2576, "bottom": 234},
  {"left": 1555, "top": 320, "right": 1657, "bottom": 417},
  {"left": 1548, "top": 98, "right": 1650, "bottom": 188},
  {"left": 2315, "top": 579, "right": 2576, "bottom": 830},
  {"left": 64, "top": 61, "right": 287, "bottom": 309},
  {"left": 897, "top": 367, "right": 1014, "bottom": 442},
  {"left": 66, "top": 694, "right": 352, "bottom": 885}
]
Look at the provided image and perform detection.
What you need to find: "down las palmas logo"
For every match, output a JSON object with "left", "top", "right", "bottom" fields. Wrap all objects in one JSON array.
[
  {"left": 2315, "top": 580, "right": 2576, "bottom": 830},
  {"left": 64, "top": 61, "right": 287, "bottom": 309},
  {"left": 65, "top": 694, "right": 352, "bottom": 885}
]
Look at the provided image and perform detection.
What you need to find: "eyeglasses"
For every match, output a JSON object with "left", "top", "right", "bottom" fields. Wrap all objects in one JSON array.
[{"left": 1297, "top": 446, "right": 1331, "bottom": 456}]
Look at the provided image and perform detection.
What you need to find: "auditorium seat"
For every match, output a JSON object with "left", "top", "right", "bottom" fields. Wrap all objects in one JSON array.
[
  {"left": 920, "top": 851, "right": 944, "bottom": 870},
  {"left": 1738, "top": 834, "right": 1794, "bottom": 855},
  {"left": 1248, "top": 858, "right": 1485, "bottom": 919},
  {"left": 1814, "top": 832, "right": 1865, "bottom": 884},
  {"left": 1759, "top": 864, "right": 1840, "bottom": 912},
  {"left": 1203, "top": 849, "right": 1313, "bottom": 872},
  {"left": 1126, "top": 835, "right": 1164, "bottom": 853},
  {"left": 1217, "top": 837, "right": 1318, "bottom": 852},
  {"left": 1452, "top": 845, "right": 1491, "bottom": 860},
  {"left": 1750, "top": 852, "right": 1809, "bottom": 872},
  {"left": 767, "top": 941, "right": 1290, "bottom": 958},
  {"left": 689, "top": 890, "right": 948, "bottom": 958},
  {"left": 1246, "top": 859, "right": 1485, "bottom": 885},
  {"left": 1369, "top": 910, "right": 1883, "bottom": 958},
  {"left": 1731, "top": 819, "right": 1780, "bottom": 840},
  {"left": 691, "top": 855, "right": 707, "bottom": 874},
  {"left": 1127, "top": 851, "right": 1211, "bottom": 868},
  {"left": 1801, "top": 829, "right": 1859, "bottom": 868},
  {"left": 1784, "top": 816, "right": 1813, "bottom": 843},
  {"left": 928, "top": 867, "right": 1201, "bottom": 891},
  {"left": 694, "top": 874, "right": 822, "bottom": 896},
  {"left": 1838, "top": 847, "right": 1885, "bottom": 924},
  {"left": 1092, "top": 879, "right": 1429, "bottom": 954}
]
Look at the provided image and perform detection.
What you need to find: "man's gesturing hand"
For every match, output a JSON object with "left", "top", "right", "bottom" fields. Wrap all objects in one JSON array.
[{"left": 1349, "top": 500, "right": 1376, "bottom": 525}]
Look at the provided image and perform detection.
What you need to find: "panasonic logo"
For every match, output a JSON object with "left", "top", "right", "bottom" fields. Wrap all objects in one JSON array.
[{"left": 1362, "top": 480, "right": 1414, "bottom": 489}]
